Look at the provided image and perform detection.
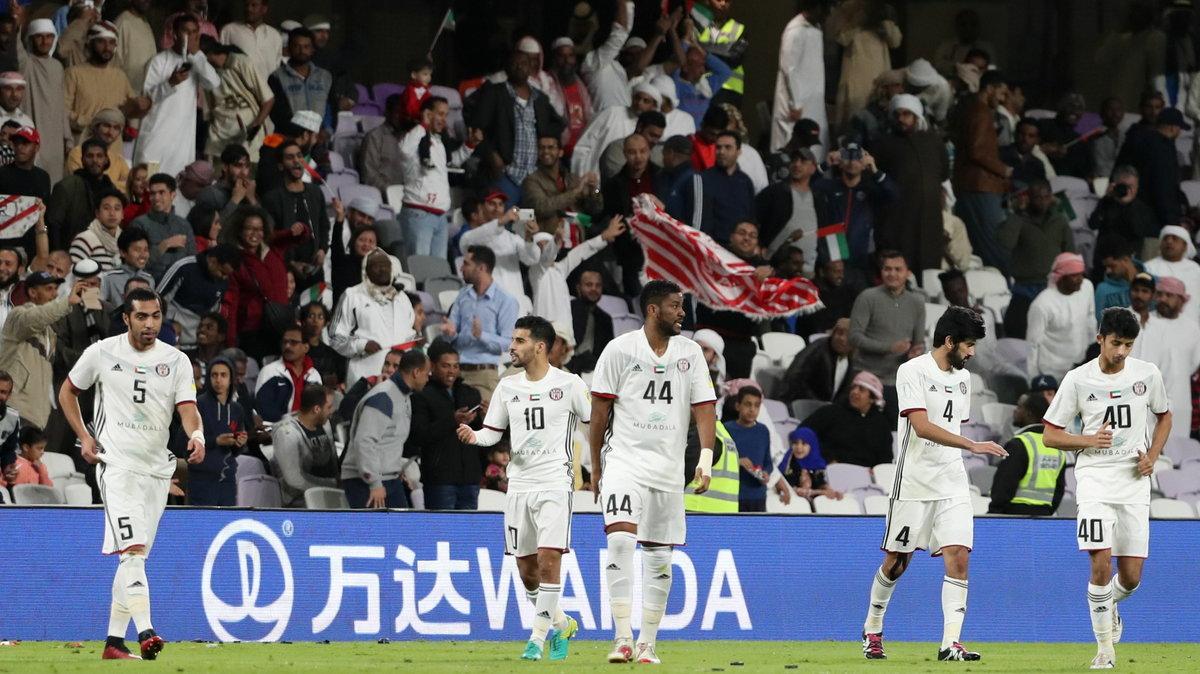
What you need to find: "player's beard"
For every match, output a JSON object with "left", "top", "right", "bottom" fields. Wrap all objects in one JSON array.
[{"left": 948, "top": 349, "right": 969, "bottom": 370}]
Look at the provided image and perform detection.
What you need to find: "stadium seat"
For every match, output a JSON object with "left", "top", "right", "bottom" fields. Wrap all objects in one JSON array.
[
  {"left": 1056, "top": 496, "right": 1077, "bottom": 518},
  {"left": 863, "top": 494, "right": 889, "bottom": 515},
  {"left": 773, "top": 420, "right": 799, "bottom": 446},
  {"left": 971, "top": 494, "right": 991, "bottom": 515},
  {"left": 790, "top": 399, "right": 825, "bottom": 421},
  {"left": 613, "top": 315, "right": 641, "bottom": 335},
  {"left": 414, "top": 290, "right": 439, "bottom": 315},
  {"left": 962, "top": 453, "right": 989, "bottom": 471},
  {"left": 807, "top": 332, "right": 828, "bottom": 344},
  {"left": 981, "top": 402, "right": 1015, "bottom": 436},
  {"left": 756, "top": 365, "right": 787, "bottom": 399},
  {"left": 425, "top": 275, "right": 463, "bottom": 298},
  {"left": 572, "top": 491, "right": 601, "bottom": 513},
  {"left": 1155, "top": 455, "right": 1175, "bottom": 475},
  {"left": 357, "top": 115, "right": 386, "bottom": 133},
  {"left": 762, "top": 399, "right": 790, "bottom": 425},
  {"left": 994, "top": 339, "right": 1028, "bottom": 373},
  {"left": 237, "top": 475, "right": 282, "bottom": 507},
  {"left": 813, "top": 495, "right": 862, "bottom": 514},
  {"left": 969, "top": 465, "right": 998, "bottom": 496},
  {"left": 304, "top": 487, "right": 350, "bottom": 510},
  {"left": 437, "top": 289, "right": 460, "bottom": 314},
  {"left": 1150, "top": 497, "right": 1195, "bottom": 519},
  {"left": 1064, "top": 467, "right": 1076, "bottom": 498},
  {"left": 40, "top": 451, "right": 82, "bottom": 482},
  {"left": 236, "top": 455, "right": 266, "bottom": 477},
  {"left": 407, "top": 255, "right": 452, "bottom": 285},
  {"left": 324, "top": 173, "right": 359, "bottom": 202},
  {"left": 518, "top": 294, "right": 533, "bottom": 316},
  {"left": 338, "top": 183, "right": 384, "bottom": 208},
  {"left": 64, "top": 483, "right": 93, "bottom": 505},
  {"left": 1049, "top": 175, "right": 1091, "bottom": 197},
  {"left": 924, "top": 303, "right": 947, "bottom": 347},
  {"left": 760, "top": 332, "right": 806, "bottom": 367},
  {"left": 328, "top": 151, "right": 357, "bottom": 177},
  {"left": 826, "top": 464, "right": 872, "bottom": 492},
  {"left": 964, "top": 269, "right": 1009, "bottom": 297},
  {"left": 352, "top": 100, "right": 384, "bottom": 116},
  {"left": 921, "top": 269, "right": 945, "bottom": 299},
  {"left": 598, "top": 294, "right": 632, "bottom": 318},
  {"left": 849, "top": 485, "right": 886, "bottom": 503},
  {"left": 766, "top": 489, "right": 811, "bottom": 513},
  {"left": 477, "top": 488, "right": 507, "bottom": 511},
  {"left": 372, "top": 82, "right": 405, "bottom": 105},
  {"left": 1158, "top": 469, "right": 1200, "bottom": 502},
  {"left": 1182, "top": 180, "right": 1200, "bottom": 208},
  {"left": 1164, "top": 437, "right": 1200, "bottom": 467},
  {"left": 12, "top": 484, "right": 63, "bottom": 505},
  {"left": 961, "top": 422, "right": 997, "bottom": 442},
  {"left": 872, "top": 463, "right": 895, "bottom": 495}
]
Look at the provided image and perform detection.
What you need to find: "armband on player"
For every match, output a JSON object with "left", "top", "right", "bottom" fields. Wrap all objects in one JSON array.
[
  {"left": 190, "top": 429, "right": 205, "bottom": 446},
  {"left": 698, "top": 448, "right": 713, "bottom": 478}
]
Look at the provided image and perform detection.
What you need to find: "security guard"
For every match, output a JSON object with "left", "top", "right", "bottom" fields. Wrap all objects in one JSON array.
[
  {"left": 684, "top": 421, "right": 738, "bottom": 512},
  {"left": 989, "top": 392, "right": 1068, "bottom": 515},
  {"left": 694, "top": 0, "right": 748, "bottom": 106}
]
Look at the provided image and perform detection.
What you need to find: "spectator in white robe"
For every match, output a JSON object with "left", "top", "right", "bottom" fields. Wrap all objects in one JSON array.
[
  {"left": 771, "top": 3, "right": 829, "bottom": 152},
  {"left": 1027, "top": 253, "right": 1096, "bottom": 381},
  {"left": 570, "top": 82, "right": 660, "bottom": 177},
  {"left": 330, "top": 250, "right": 417, "bottom": 387},
  {"left": 1145, "top": 225, "right": 1200, "bottom": 325},
  {"left": 1131, "top": 276, "right": 1200, "bottom": 438},
  {"left": 528, "top": 215, "right": 624, "bottom": 336},
  {"left": 650, "top": 73, "right": 696, "bottom": 139},
  {"left": 134, "top": 14, "right": 219, "bottom": 178},
  {"left": 18, "top": 21, "right": 71, "bottom": 184}
]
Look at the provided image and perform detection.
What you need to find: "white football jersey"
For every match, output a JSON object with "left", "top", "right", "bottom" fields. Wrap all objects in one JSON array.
[
  {"left": 894, "top": 353, "right": 972, "bottom": 501},
  {"left": 67, "top": 335, "right": 195, "bottom": 479},
  {"left": 1044, "top": 357, "right": 1168, "bottom": 505},
  {"left": 482, "top": 366, "right": 591, "bottom": 493},
  {"left": 591, "top": 329, "right": 717, "bottom": 493}
]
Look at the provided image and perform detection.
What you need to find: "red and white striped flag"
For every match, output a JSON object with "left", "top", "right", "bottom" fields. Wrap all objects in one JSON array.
[{"left": 629, "top": 195, "right": 823, "bottom": 318}]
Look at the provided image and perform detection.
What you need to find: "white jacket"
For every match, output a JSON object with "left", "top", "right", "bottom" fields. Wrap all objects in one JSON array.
[
  {"left": 398, "top": 124, "right": 473, "bottom": 215},
  {"left": 330, "top": 284, "right": 417, "bottom": 386},
  {"left": 529, "top": 235, "right": 609, "bottom": 342},
  {"left": 458, "top": 219, "right": 541, "bottom": 304}
]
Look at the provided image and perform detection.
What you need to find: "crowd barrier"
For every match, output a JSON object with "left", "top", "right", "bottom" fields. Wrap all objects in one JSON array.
[{"left": 1, "top": 508, "right": 1197, "bottom": 642}]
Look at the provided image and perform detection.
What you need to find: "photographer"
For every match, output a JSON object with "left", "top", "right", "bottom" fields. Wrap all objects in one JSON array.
[
  {"left": 813, "top": 141, "right": 898, "bottom": 286},
  {"left": 1087, "top": 165, "right": 1158, "bottom": 275}
]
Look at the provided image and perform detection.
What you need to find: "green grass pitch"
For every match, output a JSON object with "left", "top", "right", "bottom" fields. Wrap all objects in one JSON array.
[{"left": 2, "top": 640, "right": 1199, "bottom": 672}]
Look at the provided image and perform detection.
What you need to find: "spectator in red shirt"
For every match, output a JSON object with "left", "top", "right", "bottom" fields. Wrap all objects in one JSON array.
[{"left": 400, "top": 57, "right": 433, "bottom": 123}]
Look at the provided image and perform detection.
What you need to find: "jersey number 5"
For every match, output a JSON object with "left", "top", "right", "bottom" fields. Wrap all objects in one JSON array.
[
  {"left": 133, "top": 379, "right": 147, "bottom": 404},
  {"left": 643, "top": 380, "right": 673, "bottom": 404}
]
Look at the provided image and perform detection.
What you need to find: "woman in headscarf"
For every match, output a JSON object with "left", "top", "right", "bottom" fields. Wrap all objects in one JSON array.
[
  {"left": 780, "top": 426, "right": 845, "bottom": 502},
  {"left": 801, "top": 370, "right": 894, "bottom": 467},
  {"left": 190, "top": 357, "right": 249, "bottom": 506}
]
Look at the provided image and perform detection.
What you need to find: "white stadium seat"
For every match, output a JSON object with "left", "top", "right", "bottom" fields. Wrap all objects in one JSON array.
[
  {"left": 812, "top": 495, "right": 862, "bottom": 514},
  {"left": 863, "top": 494, "right": 889, "bottom": 515},
  {"left": 477, "top": 488, "right": 507, "bottom": 511},
  {"left": 572, "top": 491, "right": 602, "bottom": 513},
  {"left": 1150, "top": 498, "right": 1196, "bottom": 519},
  {"left": 760, "top": 332, "right": 806, "bottom": 367},
  {"left": 766, "top": 489, "right": 811, "bottom": 514},
  {"left": 826, "top": 463, "right": 873, "bottom": 492},
  {"left": 872, "top": 463, "right": 895, "bottom": 495},
  {"left": 65, "top": 483, "right": 93, "bottom": 506}
]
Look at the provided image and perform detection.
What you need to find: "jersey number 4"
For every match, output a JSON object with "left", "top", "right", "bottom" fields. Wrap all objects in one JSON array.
[
  {"left": 643, "top": 380, "right": 673, "bottom": 404},
  {"left": 1102, "top": 404, "right": 1132, "bottom": 429},
  {"left": 605, "top": 494, "right": 633, "bottom": 517},
  {"left": 942, "top": 400, "right": 954, "bottom": 423}
]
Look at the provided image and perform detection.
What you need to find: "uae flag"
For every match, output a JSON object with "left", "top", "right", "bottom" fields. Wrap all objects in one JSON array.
[
  {"left": 817, "top": 223, "right": 850, "bottom": 262},
  {"left": 628, "top": 195, "right": 823, "bottom": 318}
]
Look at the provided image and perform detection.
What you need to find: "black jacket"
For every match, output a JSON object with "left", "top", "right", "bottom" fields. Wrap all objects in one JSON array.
[
  {"left": 1116, "top": 128, "right": 1182, "bottom": 231},
  {"left": 465, "top": 81, "right": 564, "bottom": 167},
  {"left": 783, "top": 339, "right": 858, "bottom": 404},
  {"left": 1088, "top": 195, "right": 1159, "bottom": 252},
  {"left": 754, "top": 180, "right": 837, "bottom": 252},
  {"left": 601, "top": 163, "right": 661, "bottom": 220},
  {"left": 802, "top": 400, "right": 892, "bottom": 468},
  {"left": 682, "top": 166, "right": 756, "bottom": 245},
  {"left": 570, "top": 298, "right": 613, "bottom": 373},
  {"left": 406, "top": 378, "right": 484, "bottom": 486},
  {"left": 988, "top": 424, "right": 1066, "bottom": 515}
]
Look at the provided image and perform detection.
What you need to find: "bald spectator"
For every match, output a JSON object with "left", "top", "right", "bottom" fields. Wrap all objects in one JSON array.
[
  {"left": 599, "top": 110, "right": 667, "bottom": 182},
  {"left": 785, "top": 318, "right": 857, "bottom": 404},
  {"left": 570, "top": 83, "right": 660, "bottom": 178}
]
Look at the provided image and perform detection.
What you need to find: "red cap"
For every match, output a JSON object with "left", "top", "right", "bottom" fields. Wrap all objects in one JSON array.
[
  {"left": 482, "top": 190, "right": 508, "bottom": 203},
  {"left": 12, "top": 126, "right": 40, "bottom": 144}
]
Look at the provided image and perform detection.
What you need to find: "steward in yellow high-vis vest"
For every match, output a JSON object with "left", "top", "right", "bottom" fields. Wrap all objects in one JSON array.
[
  {"left": 685, "top": 421, "right": 738, "bottom": 512},
  {"left": 988, "top": 422, "right": 1067, "bottom": 516},
  {"left": 694, "top": 1, "right": 748, "bottom": 104}
]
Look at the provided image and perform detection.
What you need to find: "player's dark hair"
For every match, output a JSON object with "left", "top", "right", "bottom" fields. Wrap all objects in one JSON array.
[
  {"left": 81, "top": 138, "right": 109, "bottom": 155},
  {"left": 300, "top": 383, "right": 331, "bottom": 411},
  {"left": 288, "top": 27, "right": 315, "bottom": 45},
  {"left": 1020, "top": 390, "right": 1051, "bottom": 420},
  {"left": 734, "top": 385, "right": 762, "bottom": 404},
  {"left": 933, "top": 306, "right": 986, "bottom": 347},
  {"left": 408, "top": 56, "right": 435, "bottom": 73},
  {"left": 302, "top": 301, "right": 328, "bottom": 322},
  {"left": 1098, "top": 306, "right": 1141, "bottom": 340},
  {"left": 515, "top": 315, "right": 556, "bottom": 351},
  {"left": 701, "top": 105, "right": 729, "bottom": 131},
  {"left": 19, "top": 425, "right": 46, "bottom": 448},
  {"left": 964, "top": 48, "right": 991, "bottom": 63},
  {"left": 201, "top": 311, "right": 228, "bottom": 336},
  {"left": 1097, "top": 236, "right": 1136, "bottom": 262},
  {"left": 938, "top": 269, "right": 965, "bottom": 286},
  {"left": 117, "top": 227, "right": 150, "bottom": 252},
  {"left": 173, "top": 12, "right": 199, "bottom": 34},
  {"left": 387, "top": 347, "right": 406, "bottom": 360},
  {"left": 639, "top": 279, "right": 682, "bottom": 316},
  {"left": 123, "top": 276, "right": 150, "bottom": 295},
  {"left": 148, "top": 173, "right": 177, "bottom": 192},
  {"left": 467, "top": 245, "right": 496, "bottom": 274},
  {"left": 281, "top": 324, "right": 303, "bottom": 340},
  {"left": 122, "top": 287, "right": 162, "bottom": 316},
  {"left": 427, "top": 339, "right": 458, "bottom": 363},
  {"left": 398, "top": 350, "right": 429, "bottom": 374},
  {"left": 877, "top": 249, "right": 908, "bottom": 267}
]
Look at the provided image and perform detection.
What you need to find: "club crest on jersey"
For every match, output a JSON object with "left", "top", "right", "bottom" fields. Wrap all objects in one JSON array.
[
  {"left": 677, "top": 359, "right": 690, "bottom": 372},
  {"left": 1133, "top": 381, "right": 1146, "bottom": 396},
  {"left": 653, "top": 365, "right": 666, "bottom": 374},
  {"left": 959, "top": 382, "right": 967, "bottom": 394},
  {"left": 549, "top": 388, "right": 563, "bottom": 401},
  {"left": 156, "top": 364, "right": 171, "bottom": 377},
  {"left": 134, "top": 366, "right": 147, "bottom": 374}
]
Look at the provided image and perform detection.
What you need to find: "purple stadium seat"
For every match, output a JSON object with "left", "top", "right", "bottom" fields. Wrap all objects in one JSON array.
[
  {"left": 338, "top": 183, "right": 383, "bottom": 206},
  {"left": 353, "top": 101, "right": 384, "bottom": 117},
  {"left": 236, "top": 455, "right": 265, "bottom": 477},
  {"left": 372, "top": 82, "right": 406, "bottom": 106},
  {"left": 355, "top": 83, "right": 370, "bottom": 105},
  {"left": 825, "top": 464, "right": 872, "bottom": 492},
  {"left": 237, "top": 474, "right": 282, "bottom": 507}
]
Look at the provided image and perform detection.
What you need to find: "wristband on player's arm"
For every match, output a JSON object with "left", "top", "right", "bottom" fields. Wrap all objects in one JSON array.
[
  {"left": 190, "top": 429, "right": 205, "bottom": 445},
  {"left": 698, "top": 448, "right": 713, "bottom": 478}
]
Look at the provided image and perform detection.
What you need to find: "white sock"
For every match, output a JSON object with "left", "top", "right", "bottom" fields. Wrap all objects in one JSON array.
[
  {"left": 108, "top": 570, "right": 130, "bottom": 639},
  {"left": 606, "top": 531, "right": 637, "bottom": 641},
  {"left": 1112, "top": 575, "right": 1138, "bottom": 603},
  {"left": 940, "top": 576, "right": 968, "bottom": 649},
  {"left": 530, "top": 583, "right": 561, "bottom": 645},
  {"left": 1088, "top": 582, "right": 1114, "bottom": 651},
  {"left": 638, "top": 546, "right": 673, "bottom": 645},
  {"left": 119, "top": 554, "right": 152, "bottom": 634},
  {"left": 863, "top": 566, "right": 897, "bottom": 634},
  {"left": 526, "top": 588, "right": 538, "bottom": 606}
]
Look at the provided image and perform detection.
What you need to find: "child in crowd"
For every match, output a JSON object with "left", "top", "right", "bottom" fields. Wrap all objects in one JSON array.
[
  {"left": 401, "top": 56, "right": 435, "bottom": 123},
  {"left": 0, "top": 426, "right": 53, "bottom": 489},
  {"left": 780, "top": 427, "right": 844, "bottom": 502},
  {"left": 482, "top": 446, "right": 510, "bottom": 492},
  {"left": 727, "top": 386, "right": 773, "bottom": 513},
  {"left": 191, "top": 357, "right": 249, "bottom": 506}
]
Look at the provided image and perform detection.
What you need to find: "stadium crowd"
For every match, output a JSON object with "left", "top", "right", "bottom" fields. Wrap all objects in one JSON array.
[{"left": 2, "top": 0, "right": 1200, "bottom": 515}]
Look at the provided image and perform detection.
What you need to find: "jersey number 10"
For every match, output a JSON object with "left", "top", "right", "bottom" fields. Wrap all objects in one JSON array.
[
  {"left": 1102, "top": 404, "right": 1132, "bottom": 429},
  {"left": 524, "top": 407, "right": 545, "bottom": 431}
]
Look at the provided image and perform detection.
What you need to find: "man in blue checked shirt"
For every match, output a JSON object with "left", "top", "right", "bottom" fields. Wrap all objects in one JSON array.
[{"left": 440, "top": 245, "right": 519, "bottom": 399}]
